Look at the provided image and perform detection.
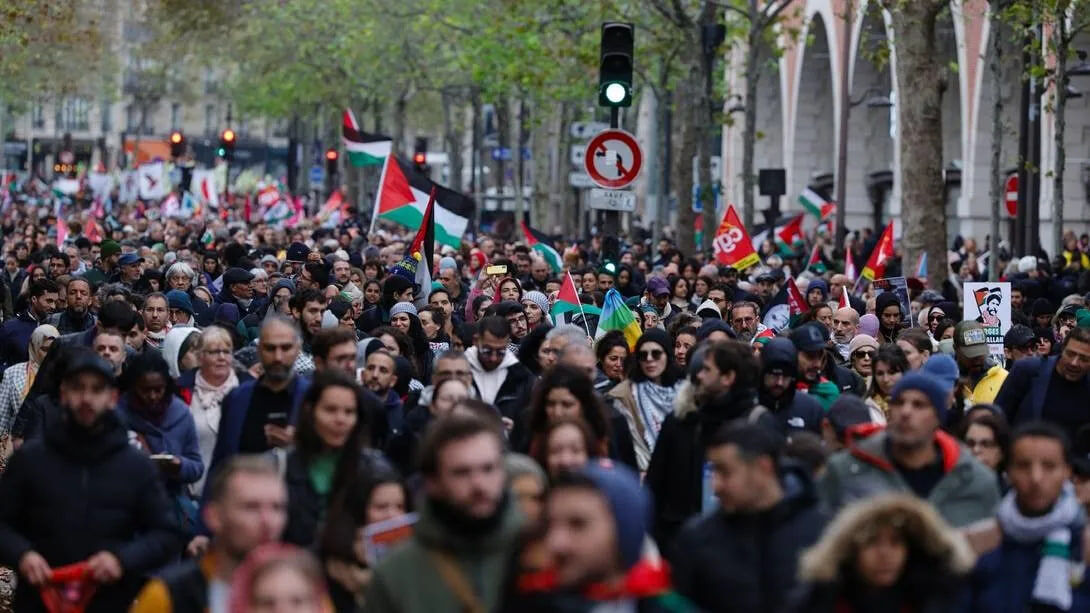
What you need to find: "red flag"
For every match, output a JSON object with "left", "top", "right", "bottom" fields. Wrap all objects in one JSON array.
[
  {"left": 555, "top": 270, "right": 580, "bottom": 309},
  {"left": 786, "top": 277, "right": 809, "bottom": 316},
  {"left": 806, "top": 244, "right": 823, "bottom": 270},
  {"left": 776, "top": 214, "right": 806, "bottom": 247},
  {"left": 862, "top": 221, "right": 895, "bottom": 281},
  {"left": 713, "top": 205, "right": 759, "bottom": 271},
  {"left": 844, "top": 251, "right": 858, "bottom": 282},
  {"left": 838, "top": 288, "right": 849, "bottom": 309}
]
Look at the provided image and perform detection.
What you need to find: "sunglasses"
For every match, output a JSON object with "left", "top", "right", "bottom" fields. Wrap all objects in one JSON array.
[
  {"left": 638, "top": 349, "right": 665, "bottom": 362},
  {"left": 853, "top": 350, "right": 876, "bottom": 360},
  {"left": 929, "top": 313, "right": 945, "bottom": 321}
]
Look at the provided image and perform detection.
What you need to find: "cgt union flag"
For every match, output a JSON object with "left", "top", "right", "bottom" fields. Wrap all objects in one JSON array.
[{"left": 712, "top": 205, "right": 759, "bottom": 271}]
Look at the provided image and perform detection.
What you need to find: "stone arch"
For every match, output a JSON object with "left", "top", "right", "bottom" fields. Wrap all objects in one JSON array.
[
  {"left": 846, "top": 1, "right": 895, "bottom": 232},
  {"left": 789, "top": 12, "right": 837, "bottom": 209}
]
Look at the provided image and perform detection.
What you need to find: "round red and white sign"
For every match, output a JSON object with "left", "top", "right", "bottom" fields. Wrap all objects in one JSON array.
[{"left": 583, "top": 129, "right": 643, "bottom": 189}]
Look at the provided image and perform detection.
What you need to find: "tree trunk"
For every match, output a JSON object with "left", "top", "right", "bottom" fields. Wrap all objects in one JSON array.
[
  {"left": 988, "top": 0, "right": 1005, "bottom": 282},
  {"left": 741, "top": 1, "right": 762, "bottom": 230},
  {"left": 887, "top": 0, "right": 949, "bottom": 282},
  {"left": 392, "top": 91, "right": 408, "bottom": 155},
  {"left": 1053, "top": 10, "right": 1069, "bottom": 258},
  {"left": 674, "top": 65, "right": 700, "bottom": 257},
  {"left": 440, "top": 90, "right": 461, "bottom": 193},
  {"left": 533, "top": 101, "right": 562, "bottom": 231},
  {"left": 698, "top": 1, "right": 717, "bottom": 255},
  {"left": 494, "top": 100, "right": 510, "bottom": 193}
]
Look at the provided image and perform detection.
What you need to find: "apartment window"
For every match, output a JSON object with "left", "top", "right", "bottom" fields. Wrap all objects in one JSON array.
[
  {"left": 170, "top": 103, "right": 181, "bottom": 129},
  {"left": 32, "top": 104, "right": 45, "bottom": 129},
  {"left": 204, "top": 104, "right": 215, "bottom": 136},
  {"left": 56, "top": 98, "right": 90, "bottom": 132},
  {"left": 100, "top": 99, "right": 112, "bottom": 133}
]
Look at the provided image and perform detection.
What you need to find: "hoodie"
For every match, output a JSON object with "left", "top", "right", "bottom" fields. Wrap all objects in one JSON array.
[
  {"left": 464, "top": 345, "right": 536, "bottom": 420},
  {"left": 759, "top": 338, "right": 824, "bottom": 434},
  {"left": 116, "top": 394, "right": 204, "bottom": 495}
]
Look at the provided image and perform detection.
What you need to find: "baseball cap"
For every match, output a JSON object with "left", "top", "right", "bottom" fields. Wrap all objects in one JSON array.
[
  {"left": 954, "top": 321, "right": 990, "bottom": 359},
  {"left": 99, "top": 240, "right": 121, "bottom": 259},
  {"left": 646, "top": 277, "right": 670, "bottom": 297},
  {"left": 1004, "top": 324, "right": 1036, "bottom": 349},
  {"left": 117, "top": 253, "right": 143, "bottom": 267},
  {"left": 64, "top": 353, "right": 117, "bottom": 387},
  {"left": 790, "top": 323, "right": 828, "bottom": 353}
]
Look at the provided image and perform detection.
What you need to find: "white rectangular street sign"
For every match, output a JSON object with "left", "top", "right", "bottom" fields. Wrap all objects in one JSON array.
[
  {"left": 569, "top": 121, "right": 610, "bottom": 140},
  {"left": 588, "top": 188, "right": 636, "bottom": 212},
  {"left": 569, "top": 171, "right": 597, "bottom": 189},
  {"left": 570, "top": 145, "right": 586, "bottom": 167}
]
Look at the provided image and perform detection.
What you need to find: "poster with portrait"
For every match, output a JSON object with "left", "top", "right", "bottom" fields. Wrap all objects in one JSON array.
[
  {"left": 962, "top": 282, "right": 1011, "bottom": 358},
  {"left": 873, "top": 277, "right": 912, "bottom": 326}
]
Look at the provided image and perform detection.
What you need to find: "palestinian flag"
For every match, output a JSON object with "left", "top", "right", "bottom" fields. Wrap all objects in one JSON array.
[
  {"left": 343, "top": 109, "right": 391, "bottom": 167},
  {"left": 806, "top": 244, "right": 826, "bottom": 274},
  {"left": 786, "top": 277, "right": 809, "bottom": 316},
  {"left": 799, "top": 188, "right": 835, "bottom": 221},
  {"left": 409, "top": 187, "right": 436, "bottom": 308},
  {"left": 551, "top": 271, "right": 582, "bottom": 317},
  {"left": 373, "top": 156, "right": 475, "bottom": 249},
  {"left": 750, "top": 214, "right": 805, "bottom": 252},
  {"left": 521, "top": 220, "right": 562, "bottom": 272}
]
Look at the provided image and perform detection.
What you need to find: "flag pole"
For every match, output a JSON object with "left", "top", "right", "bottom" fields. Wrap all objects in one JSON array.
[{"left": 368, "top": 155, "right": 391, "bottom": 235}]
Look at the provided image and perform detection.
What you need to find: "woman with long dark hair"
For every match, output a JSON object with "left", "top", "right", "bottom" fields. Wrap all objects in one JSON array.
[
  {"left": 521, "top": 364, "right": 610, "bottom": 457},
  {"left": 282, "top": 370, "right": 380, "bottom": 548},
  {"left": 865, "top": 344, "right": 909, "bottom": 423},
  {"left": 606, "top": 328, "right": 683, "bottom": 471}
]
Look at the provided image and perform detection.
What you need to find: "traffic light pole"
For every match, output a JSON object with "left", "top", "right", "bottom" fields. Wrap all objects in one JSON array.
[{"left": 601, "top": 107, "right": 621, "bottom": 248}]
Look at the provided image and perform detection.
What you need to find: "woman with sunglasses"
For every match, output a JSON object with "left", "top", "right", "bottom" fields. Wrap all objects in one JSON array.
[
  {"left": 864, "top": 344, "right": 910, "bottom": 423},
  {"left": 956, "top": 409, "right": 1010, "bottom": 493},
  {"left": 606, "top": 329, "right": 683, "bottom": 471},
  {"left": 847, "top": 334, "right": 879, "bottom": 382}
]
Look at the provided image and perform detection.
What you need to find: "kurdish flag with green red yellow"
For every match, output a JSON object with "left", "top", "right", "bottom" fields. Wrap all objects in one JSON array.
[{"left": 373, "top": 156, "right": 475, "bottom": 249}]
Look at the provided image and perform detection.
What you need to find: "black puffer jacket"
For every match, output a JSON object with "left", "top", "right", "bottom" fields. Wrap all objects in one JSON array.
[
  {"left": 645, "top": 381, "right": 776, "bottom": 551},
  {"left": 0, "top": 409, "right": 184, "bottom": 612},
  {"left": 671, "top": 464, "right": 828, "bottom": 613}
]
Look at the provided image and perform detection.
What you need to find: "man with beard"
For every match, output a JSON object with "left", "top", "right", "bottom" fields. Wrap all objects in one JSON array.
[
  {"left": 289, "top": 288, "right": 326, "bottom": 375},
  {"left": 758, "top": 337, "right": 824, "bottom": 435},
  {"left": 364, "top": 413, "right": 522, "bottom": 613},
  {"left": 0, "top": 351, "right": 182, "bottom": 612},
  {"left": 47, "top": 276, "right": 95, "bottom": 334},
  {"left": 201, "top": 316, "right": 310, "bottom": 495},
  {"left": 791, "top": 323, "right": 865, "bottom": 409},
  {"left": 361, "top": 349, "right": 403, "bottom": 449},
  {"left": 0, "top": 279, "right": 58, "bottom": 369},
  {"left": 729, "top": 301, "right": 761, "bottom": 342},
  {"left": 645, "top": 341, "right": 774, "bottom": 551},
  {"left": 830, "top": 306, "right": 859, "bottom": 365},
  {"left": 818, "top": 371, "right": 999, "bottom": 527},
  {"left": 140, "top": 292, "right": 171, "bottom": 349}
]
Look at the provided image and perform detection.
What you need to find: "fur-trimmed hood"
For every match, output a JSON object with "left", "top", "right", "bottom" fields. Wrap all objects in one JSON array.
[
  {"left": 673, "top": 379, "right": 699, "bottom": 419},
  {"left": 799, "top": 493, "right": 976, "bottom": 584}
]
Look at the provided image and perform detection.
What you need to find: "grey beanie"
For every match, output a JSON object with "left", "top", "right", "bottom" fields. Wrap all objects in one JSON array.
[
  {"left": 389, "top": 301, "right": 418, "bottom": 318},
  {"left": 522, "top": 290, "right": 550, "bottom": 316}
]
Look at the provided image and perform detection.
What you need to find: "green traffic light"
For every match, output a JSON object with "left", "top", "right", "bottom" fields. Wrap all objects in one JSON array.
[{"left": 216, "top": 147, "right": 226, "bottom": 157}]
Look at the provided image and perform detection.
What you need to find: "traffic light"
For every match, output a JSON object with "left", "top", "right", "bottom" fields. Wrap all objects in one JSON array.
[
  {"left": 218, "top": 129, "right": 236, "bottom": 161},
  {"left": 413, "top": 137, "right": 427, "bottom": 171},
  {"left": 169, "top": 131, "right": 185, "bottom": 158},
  {"left": 598, "top": 22, "right": 634, "bottom": 108},
  {"left": 325, "top": 147, "right": 339, "bottom": 177}
]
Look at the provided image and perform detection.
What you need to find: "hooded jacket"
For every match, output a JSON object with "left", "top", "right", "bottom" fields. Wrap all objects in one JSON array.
[
  {"left": 759, "top": 338, "right": 824, "bottom": 434},
  {"left": 464, "top": 346, "right": 536, "bottom": 420},
  {"left": 116, "top": 394, "right": 204, "bottom": 495},
  {"left": 364, "top": 495, "right": 523, "bottom": 613},
  {"left": 818, "top": 425, "right": 1000, "bottom": 528},
  {"left": 672, "top": 463, "right": 828, "bottom": 613},
  {"left": 790, "top": 494, "right": 975, "bottom": 613},
  {"left": 645, "top": 380, "right": 774, "bottom": 550},
  {"left": 0, "top": 410, "right": 183, "bottom": 612}
]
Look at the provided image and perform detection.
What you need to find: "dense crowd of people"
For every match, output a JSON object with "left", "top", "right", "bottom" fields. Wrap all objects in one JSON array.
[{"left": 4, "top": 193, "right": 1090, "bottom": 612}]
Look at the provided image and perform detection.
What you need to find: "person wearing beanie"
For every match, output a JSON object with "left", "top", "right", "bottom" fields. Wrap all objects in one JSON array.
[
  {"left": 358, "top": 274, "right": 415, "bottom": 335},
  {"left": 521, "top": 290, "right": 551, "bottom": 330},
  {"left": 847, "top": 334, "right": 879, "bottom": 380},
  {"left": 818, "top": 371, "right": 1001, "bottom": 528},
  {"left": 758, "top": 337, "right": 824, "bottom": 435},
  {"left": 669, "top": 423, "right": 827, "bottom": 612},
  {"left": 806, "top": 278, "right": 829, "bottom": 309},
  {"left": 822, "top": 394, "right": 874, "bottom": 451},
  {"left": 509, "top": 461, "right": 694, "bottom": 611},
  {"left": 875, "top": 292, "right": 904, "bottom": 344},
  {"left": 695, "top": 317, "right": 734, "bottom": 343},
  {"left": 1032, "top": 297, "right": 1055, "bottom": 330},
  {"left": 165, "top": 289, "right": 196, "bottom": 327},
  {"left": 858, "top": 313, "right": 880, "bottom": 338}
]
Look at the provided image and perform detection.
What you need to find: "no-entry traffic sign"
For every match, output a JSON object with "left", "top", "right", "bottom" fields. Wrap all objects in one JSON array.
[
  {"left": 1005, "top": 174, "right": 1018, "bottom": 216},
  {"left": 583, "top": 129, "right": 643, "bottom": 189}
]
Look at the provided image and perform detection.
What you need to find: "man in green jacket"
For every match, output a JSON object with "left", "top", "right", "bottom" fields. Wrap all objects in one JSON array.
[
  {"left": 365, "top": 412, "right": 523, "bottom": 613},
  {"left": 818, "top": 370, "right": 1000, "bottom": 528}
]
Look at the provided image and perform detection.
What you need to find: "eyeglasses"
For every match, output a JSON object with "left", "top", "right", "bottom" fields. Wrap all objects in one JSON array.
[
  {"left": 638, "top": 349, "right": 664, "bottom": 362},
  {"left": 852, "top": 350, "right": 876, "bottom": 360},
  {"left": 965, "top": 438, "right": 997, "bottom": 449}
]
